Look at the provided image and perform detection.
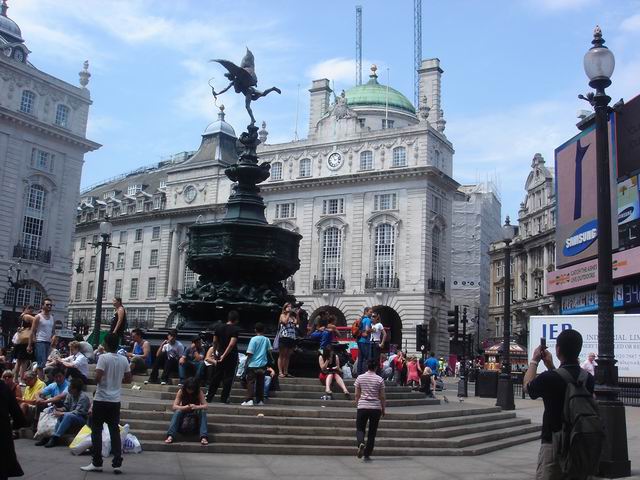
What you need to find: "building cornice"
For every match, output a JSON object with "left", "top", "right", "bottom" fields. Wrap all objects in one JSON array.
[{"left": 0, "top": 106, "right": 101, "bottom": 152}]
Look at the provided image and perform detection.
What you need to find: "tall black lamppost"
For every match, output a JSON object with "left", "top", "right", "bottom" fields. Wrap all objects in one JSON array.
[
  {"left": 580, "top": 26, "right": 630, "bottom": 478},
  {"left": 496, "top": 216, "right": 515, "bottom": 410},
  {"left": 5, "top": 260, "right": 28, "bottom": 345},
  {"left": 92, "top": 220, "right": 112, "bottom": 349}
]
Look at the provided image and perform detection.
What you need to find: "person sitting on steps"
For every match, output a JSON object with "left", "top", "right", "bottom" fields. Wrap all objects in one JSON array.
[
  {"left": 318, "top": 345, "right": 350, "bottom": 400},
  {"left": 179, "top": 336, "right": 205, "bottom": 386},
  {"left": 165, "top": 377, "right": 209, "bottom": 446},
  {"left": 127, "top": 329, "right": 152, "bottom": 375},
  {"left": 147, "top": 329, "right": 184, "bottom": 385}
]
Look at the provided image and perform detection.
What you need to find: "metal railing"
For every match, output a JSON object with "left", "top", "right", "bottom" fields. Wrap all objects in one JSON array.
[
  {"left": 619, "top": 377, "right": 640, "bottom": 407},
  {"left": 13, "top": 244, "right": 51, "bottom": 263},
  {"left": 364, "top": 275, "right": 399, "bottom": 290},
  {"left": 312, "top": 276, "right": 345, "bottom": 292},
  {"left": 427, "top": 277, "right": 445, "bottom": 292}
]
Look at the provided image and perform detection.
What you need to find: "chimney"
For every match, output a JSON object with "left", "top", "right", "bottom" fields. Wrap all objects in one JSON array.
[
  {"left": 308, "top": 79, "right": 332, "bottom": 136},
  {"left": 418, "top": 58, "right": 445, "bottom": 132}
]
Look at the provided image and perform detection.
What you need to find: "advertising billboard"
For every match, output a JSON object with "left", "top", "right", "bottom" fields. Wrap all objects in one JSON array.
[
  {"left": 618, "top": 175, "right": 640, "bottom": 250},
  {"left": 616, "top": 94, "right": 640, "bottom": 181},
  {"left": 529, "top": 315, "right": 640, "bottom": 376},
  {"left": 555, "top": 120, "right": 618, "bottom": 268},
  {"left": 560, "top": 284, "right": 624, "bottom": 314}
]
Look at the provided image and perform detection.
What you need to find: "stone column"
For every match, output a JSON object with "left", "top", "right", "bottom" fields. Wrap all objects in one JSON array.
[{"left": 167, "top": 227, "right": 181, "bottom": 297}]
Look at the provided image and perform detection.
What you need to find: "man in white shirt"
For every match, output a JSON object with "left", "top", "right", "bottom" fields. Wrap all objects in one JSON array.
[
  {"left": 81, "top": 333, "right": 131, "bottom": 474},
  {"left": 581, "top": 352, "right": 597, "bottom": 376},
  {"left": 58, "top": 341, "right": 89, "bottom": 382},
  {"left": 369, "top": 312, "right": 387, "bottom": 375}
]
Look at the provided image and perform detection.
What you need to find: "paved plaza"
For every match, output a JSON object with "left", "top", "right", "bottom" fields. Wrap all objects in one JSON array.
[{"left": 14, "top": 391, "right": 640, "bottom": 480}]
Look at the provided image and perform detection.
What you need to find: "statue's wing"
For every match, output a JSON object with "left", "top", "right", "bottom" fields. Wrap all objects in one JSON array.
[
  {"left": 210, "top": 59, "right": 243, "bottom": 77},
  {"left": 210, "top": 58, "right": 257, "bottom": 88}
]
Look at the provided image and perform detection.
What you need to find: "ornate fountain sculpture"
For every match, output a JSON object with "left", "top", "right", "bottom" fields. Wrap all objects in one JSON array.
[{"left": 171, "top": 50, "right": 301, "bottom": 332}]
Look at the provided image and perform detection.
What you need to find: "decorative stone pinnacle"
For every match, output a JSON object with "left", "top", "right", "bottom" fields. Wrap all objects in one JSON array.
[
  {"left": 79, "top": 60, "right": 91, "bottom": 88},
  {"left": 1, "top": 1, "right": 8, "bottom": 17},
  {"left": 217, "top": 105, "right": 225, "bottom": 121},
  {"left": 370, "top": 64, "right": 378, "bottom": 77},
  {"left": 592, "top": 25, "right": 605, "bottom": 48},
  {"left": 505, "top": 216, "right": 511, "bottom": 226},
  {"left": 258, "top": 121, "right": 268, "bottom": 143}
]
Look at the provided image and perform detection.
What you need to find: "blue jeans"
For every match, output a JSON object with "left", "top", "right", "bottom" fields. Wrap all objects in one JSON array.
[
  {"left": 53, "top": 412, "right": 85, "bottom": 438},
  {"left": 263, "top": 375, "right": 272, "bottom": 399},
  {"left": 357, "top": 342, "right": 371, "bottom": 375},
  {"left": 35, "top": 341, "right": 51, "bottom": 369},
  {"left": 167, "top": 410, "right": 208, "bottom": 439},
  {"left": 179, "top": 361, "right": 205, "bottom": 383}
]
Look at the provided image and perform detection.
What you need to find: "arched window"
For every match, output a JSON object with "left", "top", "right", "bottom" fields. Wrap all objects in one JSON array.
[
  {"left": 4, "top": 281, "right": 45, "bottom": 309},
  {"left": 434, "top": 149, "right": 441, "bottom": 169},
  {"left": 55, "top": 104, "right": 70, "bottom": 128},
  {"left": 431, "top": 226, "right": 441, "bottom": 281},
  {"left": 374, "top": 223, "right": 396, "bottom": 288},
  {"left": 321, "top": 227, "right": 343, "bottom": 289},
  {"left": 360, "top": 150, "right": 373, "bottom": 171},
  {"left": 20, "top": 90, "right": 35, "bottom": 114},
  {"left": 271, "top": 162, "right": 283, "bottom": 181},
  {"left": 392, "top": 146, "right": 406, "bottom": 167},
  {"left": 299, "top": 158, "right": 311, "bottom": 178},
  {"left": 22, "top": 185, "right": 46, "bottom": 252}
]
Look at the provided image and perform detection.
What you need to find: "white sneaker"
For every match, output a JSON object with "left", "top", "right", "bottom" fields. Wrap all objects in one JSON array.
[
  {"left": 160, "top": 381, "right": 167, "bottom": 386},
  {"left": 80, "top": 464, "right": 103, "bottom": 472},
  {"left": 143, "top": 380, "right": 149, "bottom": 385},
  {"left": 241, "top": 400, "right": 254, "bottom": 406},
  {"left": 113, "top": 467, "right": 122, "bottom": 475},
  {"left": 256, "top": 401, "right": 264, "bottom": 406}
]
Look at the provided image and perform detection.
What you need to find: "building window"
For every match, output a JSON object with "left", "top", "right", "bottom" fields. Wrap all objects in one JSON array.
[
  {"left": 534, "top": 277, "right": 543, "bottom": 298},
  {"left": 183, "top": 267, "right": 198, "bottom": 293},
  {"left": 22, "top": 185, "right": 46, "bottom": 251},
  {"left": 299, "top": 158, "right": 311, "bottom": 178},
  {"left": 382, "top": 119, "right": 394, "bottom": 129},
  {"left": 103, "top": 191, "right": 116, "bottom": 200},
  {"left": 373, "top": 193, "right": 397, "bottom": 211},
  {"left": 431, "top": 194, "right": 442, "bottom": 214},
  {"left": 135, "top": 228, "right": 143, "bottom": 242},
  {"left": 434, "top": 150, "right": 441, "bottom": 169},
  {"left": 75, "top": 282, "right": 82, "bottom": 301},
  {"left": 101, "top": 280, "right": 107, "bottom": 300},
  {"left": 521, "top": 276, "right": 528, "bottom": 300},
  {"left": 322, "top": 198, "right": 344, "bottom": 215},
  {"left": 127, "top": 184, "right": 142, "bottom": 195},
  {"left": 104, "top": 254, "right": 110, "bottom": 271},
  {"left": 149, "top": 249, "right": 159, "bottom": 267},
  {"left": 360, "top": 151, "right": 373, "bottom": 171},
  {"left": 159, "top": 180, "right": 167, "bottom": 189},
  {"left": 147, "top": 277, "right": 157, "bottom": 299},
  {"left": 495, "top": 286, "right": 503, "bottom": 306},
  {"left": 392, "top": 147, "right": 407, "bottom": 167},
  {"left": 130, "top": 278, "right": 139, "bottom": 299},
  {"left": 31, "top": 148, "right": 55, "bottom": 172},
  {"left": 89, "top": 256, "right": 97, "bottom": 271},
  {"left": 3, "top": 282, "right": 44, "bottom": 308},
  {"left": 152, "top": 226, "right": 161, "bottom": 240},
  {"left": 358, "top": 118, "right": 366, "bottom": 128},
  {"left": 533, "top": 247, "right": 543, "bottom": 268},
  {"left": 373, "top": 223, "right": 396, "bottom": 287},
  {"left": 80, "top": 237, "right": 86, "bottom": 250},
  {"left": 132, "top": 251, "right": 141, "bottom": 268},
  {"left": 321, "top": 227, "right": 343, "bottom": 289},
  {"left": 55, "top": 104, "right": 69, "bottom": 127},
  {"left": 153, "top": 196, "right": 162, "bottom": 210},
  {"left": 496, "top": 260, "right": 504, "bottom": 278},
  {"left": 271, "top": 162, "right": 283, "bottom": 181},
  {"left": 20, "top": 90, "right": 35, "bottom": 114},
  {"left": 116, "top": 252, "right": 125, "bottom": 269},
  {"left": 114, "top": 279, "right": 122, "bottom": 298},
  {"left": 136, "top": 197, "right": 144, "bottom": 212},
  {"left": 78, "top": 257, "right": 85, "bottom": 272},
  {"left": 119, "top": 231, "right": 127, "bottom": 244},
  {"left": 275, "top": 203, "right": 295, "bottom": 219},
  {"left": 431, "top": 226, "right": 441, "bottom": 281},
  {"left": 86, "top": 281, "right": 94, "bottom": 300},
  {"left": 92, "top": 234, "right": 98, "bottom": 244}
]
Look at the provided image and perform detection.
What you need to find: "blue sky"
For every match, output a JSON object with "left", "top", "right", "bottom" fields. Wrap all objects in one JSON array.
[{"left": 10, "top": 0, "right": 640, "bottom": 219}]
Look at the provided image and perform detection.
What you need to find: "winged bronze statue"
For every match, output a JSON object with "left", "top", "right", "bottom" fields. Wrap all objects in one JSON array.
[{"left": 210, "top": 48, "right": 281, "bottom": 125}]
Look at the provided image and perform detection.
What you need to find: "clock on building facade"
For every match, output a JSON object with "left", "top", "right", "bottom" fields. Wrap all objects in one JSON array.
[{"left": 327, "top": 152, "right": 343, "bottom": 170}]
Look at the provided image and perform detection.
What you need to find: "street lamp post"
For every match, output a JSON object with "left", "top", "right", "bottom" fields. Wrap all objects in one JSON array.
[
  {"left": 6, "top": 260, "right": 28, "bottom": 346},
  {"left": 580, "top": 26, "right": 630, "bottom": 478},
  {"left": 92, "top": 220, "right": 112, "bottom": 349},
  {"left": 496, "top": 216, "right": 515, "bottom": 410}
]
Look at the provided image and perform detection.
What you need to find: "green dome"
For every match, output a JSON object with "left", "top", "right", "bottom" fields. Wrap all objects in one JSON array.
[{"left": 344, "top": 70, "right": 416, "bottom": 115}]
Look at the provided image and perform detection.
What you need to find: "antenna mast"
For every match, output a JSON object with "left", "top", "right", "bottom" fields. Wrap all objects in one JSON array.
[
  {"left": 414, "top": 0, "right": 422, "bottom": 107},
  {"left": 356, "top": 5, "right": 362, "bottom": 85}
]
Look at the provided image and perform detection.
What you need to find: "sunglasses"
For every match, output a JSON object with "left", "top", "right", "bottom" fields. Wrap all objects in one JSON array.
[{"left": 44, "top": 304, "right": 53, "bottom": 307}]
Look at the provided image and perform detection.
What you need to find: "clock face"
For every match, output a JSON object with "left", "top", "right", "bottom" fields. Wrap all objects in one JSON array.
[
  {"left": 327, "top": 152, "right": 343, "bottom": 170},
  {"left": 184, "top": 185, "right": 197, "bottom": 203},
  {"left": 13, "top": 48, "right": 24, "bottom": 62}
]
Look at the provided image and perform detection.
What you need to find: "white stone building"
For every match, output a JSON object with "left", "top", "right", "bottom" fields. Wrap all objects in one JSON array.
[
  {"left": 451, "top": 183, "right": 502, "bottom": 346},
  {"left": 0, "top": 4, "right": 99, "bottom": 336},
  {"left": 488, "top": 154, "right": 558, "bottom": 346},
  {"left": 68, "top": 60, "right": 458, "bottom": 355}
]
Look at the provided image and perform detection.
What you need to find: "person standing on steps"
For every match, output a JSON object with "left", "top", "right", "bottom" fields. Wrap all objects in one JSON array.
[
  {"left": 28, "top": 298, "right": 56, "bottom": 381},
  {"left": 277, "top": 303, "right": 298, "bottom": 378},
  {"left": 206, "top": 310, "right": 241, "bottom": 403},
  {"left": 354, "top": 359, "right": 385, "bottom": 461},
  {"left": 369, "top": 311, "right": 387, "bottom": 375},
  {"left": 356, "top": 307, "right": 373, "bottom": 376},
  {"left": 109, "top": 297, "right": 127, "bottom": 346},
  {"left": 81, "top": 333, "right": 131, "bottom": 474},
  {"left": 241, "top": 323, "right": 272, "bottom": 406}
]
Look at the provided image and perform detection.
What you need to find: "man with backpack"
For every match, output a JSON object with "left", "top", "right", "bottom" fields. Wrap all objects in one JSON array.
[
  {"left": 355, "top": 307, "right": 373, "bottom": 376},
  {"left": 523, "top": 329, "right": 602, "bottom": 480}
]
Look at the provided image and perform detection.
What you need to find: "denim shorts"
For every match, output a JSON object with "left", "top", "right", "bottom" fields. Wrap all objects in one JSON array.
[{"left": 35, "top": 341, "right": 51, "bottom": 369}]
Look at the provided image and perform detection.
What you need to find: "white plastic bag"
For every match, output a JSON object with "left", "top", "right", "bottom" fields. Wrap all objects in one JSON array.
[
  {"left": 342, "top": 364, "right": 353, "bottom": 379},
  {"left": 101, "top": 423, "right": 129, "bottom": 457},
  {"left": 69, "top": 425, "right": 93, "bottom": 455},
  {"left": 34, "top": 407, "right": 57, "bottom": 440},
  {"left": 122, "top": 433, "right": 142, "bottom": 454}
]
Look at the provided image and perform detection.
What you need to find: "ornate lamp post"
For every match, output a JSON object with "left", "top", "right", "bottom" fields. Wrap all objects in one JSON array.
[
  {"left": 5, "top": 260, "right": 28, "bottom": 346},
  {"left": 580, "top": 26, "right": 630, "bottom": 478},
  {"left": 92, "top": 220, "right": 112, "bottom": 348},
  {"left": 496, "top": 216, "right": 515, "bottom": 410}
]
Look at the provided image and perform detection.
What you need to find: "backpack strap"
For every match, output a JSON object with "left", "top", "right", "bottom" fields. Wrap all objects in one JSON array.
[
  {"left": 555, "top": 367, "right": 575, "bottom": 385},
  {"left": 576, "top": 368, "right": 589, "bottom": 387}
]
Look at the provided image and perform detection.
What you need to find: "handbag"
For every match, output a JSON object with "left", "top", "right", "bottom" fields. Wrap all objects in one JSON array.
[{"left": 16, "top": 327, "right": 31, "bottom": 345}]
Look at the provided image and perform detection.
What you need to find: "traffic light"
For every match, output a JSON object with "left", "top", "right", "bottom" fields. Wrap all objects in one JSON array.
[
  {"left": 416, "top": 324, "right": 428, "bottom": 352},
  {"left": 447, "top": 306, "right": 459, "bottom": 341}
]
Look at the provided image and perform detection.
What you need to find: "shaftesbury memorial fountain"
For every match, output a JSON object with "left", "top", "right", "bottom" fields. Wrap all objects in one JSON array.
[{"left": 171, "top": 49, "right": 301, "bottom": 333}]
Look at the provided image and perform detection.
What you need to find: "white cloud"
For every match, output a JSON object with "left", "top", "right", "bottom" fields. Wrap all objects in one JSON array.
[
  {"left": 307, "top": 58, "right": 358, "bottom": 84},
  {"left": 620, "top": 14, "right": 640, "bottom": 33},
  {"left": 532, "top": 0, "right": 595, "bottom": 11}
]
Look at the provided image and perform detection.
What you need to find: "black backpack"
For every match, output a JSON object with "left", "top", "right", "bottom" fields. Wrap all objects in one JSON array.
[{"left": 552, "top": 367, "right": 605, "bottom": 478}]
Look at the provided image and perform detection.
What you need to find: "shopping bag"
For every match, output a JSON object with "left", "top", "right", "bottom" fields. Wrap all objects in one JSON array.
[
  {"left": 123, "top": 433, "right": 143, "bottom": 454},
  {"left": 34, "top": 407, "right": 57, "bottom": 440},
  {"left": 69, "top": 425, "right": 93, "bottom": 455},
  {"left": 101, "top": 423, "right": 129, "bottom": 457}
]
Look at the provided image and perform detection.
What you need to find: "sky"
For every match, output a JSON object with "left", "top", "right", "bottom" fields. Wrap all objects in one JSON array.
[{"left": 9, "top": 0, "right": 640, "bottom": 220}]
